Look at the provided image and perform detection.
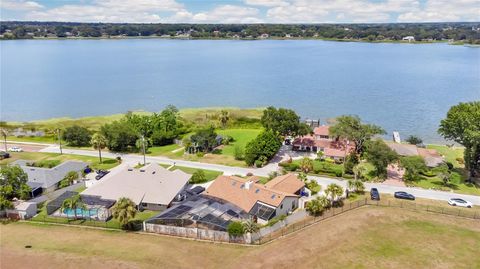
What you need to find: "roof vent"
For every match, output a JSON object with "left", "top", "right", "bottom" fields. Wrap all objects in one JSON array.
[
  {"left": 255, "top": 189, "right": 260, "bottom": 193},
  {"left": 152, "top": 171, "right": 156, "bottom": 174},
  {"left": 127, "top": 168, "right": 133, "bottom": 171},
  {"left": 140, "top": 169, "right": 145, "bottom": 172},
  {"left": 271, "top": 194, "right": 276, "bottom": 199}
]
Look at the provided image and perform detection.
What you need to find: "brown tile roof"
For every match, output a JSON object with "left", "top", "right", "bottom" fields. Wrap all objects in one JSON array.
[
  {"left": 264, "top": 173, "right": 305, "bottom": 194},
  {"left": 205, "top": 175, "right": 298, "bottom": 212},
  {"left": 292, "top": 136, "right": 315, "bottom": 147},
  {"left": 314, "top": 126, "right": 330, "bottom": 136}
]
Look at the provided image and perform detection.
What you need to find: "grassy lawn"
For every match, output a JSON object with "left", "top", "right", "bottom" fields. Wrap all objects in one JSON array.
[
  {"left": 0, "top": 152, "right": 119, "bottom": 170},
  {"left": 3, "top": 206, "right": 479, "bottom": 269},
  {"left": 409, "top": 171, "right": 479, "bottom": 195},
  {"left": 427, "top": 144, "right": 465, "bottom": 168},
  {"left": 216, "top": 128, "right": 262, "bottom": 156},
  {"left": 168, "top": 165, "right": 223, "bottom": 181},
  {"left": 6, "top": 135, "right": 58, "bottom": 144},
  {"left": 147, "top": 144, "right": 182, "bottom": 156}
]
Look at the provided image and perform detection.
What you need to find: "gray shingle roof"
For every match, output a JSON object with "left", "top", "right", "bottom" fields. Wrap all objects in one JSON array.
[{"left": 11, "top": 160, "right": 87, "bottom": 189}]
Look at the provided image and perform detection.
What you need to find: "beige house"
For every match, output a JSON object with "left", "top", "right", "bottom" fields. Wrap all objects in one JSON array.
[{"left": 82, "top": 163, "right": 191, "bottom": 211}]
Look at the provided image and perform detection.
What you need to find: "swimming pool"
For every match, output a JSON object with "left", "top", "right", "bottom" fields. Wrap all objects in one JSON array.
[{"left": 63, "top": 208, "right": 99, "bottom": 217}]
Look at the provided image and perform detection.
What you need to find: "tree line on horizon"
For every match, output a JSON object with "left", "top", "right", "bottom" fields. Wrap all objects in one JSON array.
[{"left": 1, "top": 21, "right": 479, "bottom": 44}]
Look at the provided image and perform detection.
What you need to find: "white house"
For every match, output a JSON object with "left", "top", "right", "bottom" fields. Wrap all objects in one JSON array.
[
  {"left": 402, "top": 36, "right": 415, "bottom": 42},
  {"left": 6, "top": 201, "right": 37, "bottom": 220}
]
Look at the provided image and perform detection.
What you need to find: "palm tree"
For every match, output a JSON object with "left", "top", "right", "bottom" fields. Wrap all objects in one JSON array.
[
  {"left": 353, "top": 164, "right": 367, "bottom": 181},
  {"left": 300, "top": 157, "right": 314, "bottom": 173},
  {"left": 347, "top": 179, "right": 365, "bottom": 193},
  {"left": 91, "top": 133, "right": 107, "bottom": 163},
  {"left": 60, "top": 195, "right": 86, "bottom": 220},
  {"left": 242, "top": 218, "right": 260, "bottom": 234},
  {"left": 324, "top": 184, "right": 344, "bottom": 205},
  {"left": 112, "top": 197, "right": 137, "bottom": 228},
  {"left": 0, "top": 128, "right": 8, "bottom": 152},
  {"left": 219, "top": 110, "right": 229, "bottom": 129},
  {"left": 59, "top": 171, "right": 80, "bottom": 188},
  {"left": 305, "top": 195, "right": 330, "bottom": 216}
]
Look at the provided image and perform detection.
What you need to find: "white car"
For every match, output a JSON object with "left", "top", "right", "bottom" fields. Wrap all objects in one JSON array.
[
  {"left": 448, "top": 198, "right": 473, "bottom": 208},
  {"left": 8, "top": 146, "right": 23, "bottom": 152}
]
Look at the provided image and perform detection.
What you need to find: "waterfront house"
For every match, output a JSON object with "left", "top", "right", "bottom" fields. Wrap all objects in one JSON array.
[
  {"left": 386, "top": 142, "right": 444, "bottom": 167},
  {"left": 292, "top": 125, "right": 354, "bottom": 162}
]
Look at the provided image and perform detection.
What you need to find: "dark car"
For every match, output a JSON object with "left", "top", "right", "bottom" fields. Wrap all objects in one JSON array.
[
  {"left": 370, "top": 188, "right": 380, "bottom": 200},
  {"left": 394, "top": 191, "right": 415, "bottom": 200},
  {"left": 95, "top": 170, "right": 110, "bottom": 180},
  {"left": 0, "top": 151, "right": 10, "bottom": 160}
]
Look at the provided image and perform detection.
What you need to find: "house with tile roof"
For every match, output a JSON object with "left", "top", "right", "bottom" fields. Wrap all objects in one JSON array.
[
  {"left": 386, "top": 142, "right": 444, "bottom": 167},
  {"left": 205, "top": 173, "right": 304, "bottom": 223},
  {"left": 292, "top": 125, "right": 354, "bottom": 162}
]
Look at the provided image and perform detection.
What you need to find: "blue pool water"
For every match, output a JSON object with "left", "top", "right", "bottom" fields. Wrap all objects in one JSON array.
[{"left": 63, "top": 208, "right": 98, "bottom": 217}]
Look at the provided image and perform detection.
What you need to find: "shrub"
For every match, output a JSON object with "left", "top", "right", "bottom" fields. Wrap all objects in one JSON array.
[
  {"left": 196, "top": 152, "right": 205, "bottom": 157},
  {"left": 335, "top": 170, "right": 343, "bottom": 177},
  {"left": 306, "top": 180, "right": 321, "bottom": 195},
  {"left": 265, "top": 215, "right": 287, "bottom": 227},
  {"left": 446, "top": 162, "right": 454, "bottom": 170},
  {"left": 455, "top": 157, "right": 465, "bottom": 165},
  {"left": 233, "top": 145, "right": 244, "bottom": 160},
  {"left": 255, "top": 160, "right": 263, "bottom": 168},
  {"left": 344, "top": 153, "right": 359, "bottom": 174},
  {"left": 190, "top": 170, "right": 207, "bottom": 184},
  {"left": 405, "top": 135, "right": 423, "bottom": 145},
  {"left": 227, "top": 221, "right": 245, "bottom": 236}
]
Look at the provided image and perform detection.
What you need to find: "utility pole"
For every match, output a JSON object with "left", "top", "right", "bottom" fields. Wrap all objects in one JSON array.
[
  {"left": 57, "top": 128, "right": 63, "bottom": 155},
  {"left": 141, "top": 135, "right": 146, "bottom": 165}
]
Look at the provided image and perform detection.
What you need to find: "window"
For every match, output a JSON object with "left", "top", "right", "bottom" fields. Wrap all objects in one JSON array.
[
  {"left": 292, "top": 201, "right": 295, "bottom": 209},
  {"left": 141, "top": 203, "right": 147, "bottom": 207},
  {"left": 280, "top": 204, "right": 283, "bottom": 209}
]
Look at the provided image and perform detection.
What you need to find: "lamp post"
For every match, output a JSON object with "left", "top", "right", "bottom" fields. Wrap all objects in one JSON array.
[
  {"left": 57, "top": 128, "right": 63, "bottom": 155},
  {"left": 141, "top": 135, "right": 146, "bottom": 165}
]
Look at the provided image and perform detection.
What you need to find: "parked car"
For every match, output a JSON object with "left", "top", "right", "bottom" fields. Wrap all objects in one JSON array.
[
  {"left": 370, "top": 188, "right": 380, "bottom": 200},
  {"left": 394, "top": 191, "right": 415, "bottom": 200},
  {"left": 8, "top": 146, "right": 23, "bottom": 152},
  {"left": 448, "top": 198, "right": 473, "bottom": 208},
  {"left": 0, "top": 151, "right": 10, "bottom": 159},
  {"left": 95, "top": 170, "right": 110, "bottom": 180}
]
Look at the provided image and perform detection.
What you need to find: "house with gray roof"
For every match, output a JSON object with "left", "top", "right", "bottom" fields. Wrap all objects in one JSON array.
[
  {"left": 82, "top": 163, "right": 191, "bottom": 211},
  {"left": 11, "top": 160, "right": 88, "bottom": 196}
]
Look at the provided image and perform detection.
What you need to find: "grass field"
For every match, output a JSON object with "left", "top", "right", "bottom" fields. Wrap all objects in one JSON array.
[
  {"left": 0, "top": 152, "right": 119, "bottom": 170},
  {"left": 2, "top": 206, "right": 479, "bottom": 269},
  {"left": 427, "top": 144, "right": 465, "bottom": 168}
]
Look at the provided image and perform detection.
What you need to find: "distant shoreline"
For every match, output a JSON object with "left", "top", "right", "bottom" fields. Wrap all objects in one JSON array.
[{"left": 0, "top": 36, "right": 458, "bottom": 45}]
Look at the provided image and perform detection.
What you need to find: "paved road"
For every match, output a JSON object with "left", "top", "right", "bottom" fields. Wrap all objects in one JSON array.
[{"left": 9, "top": 141, "right": 480, "bottom": 206}]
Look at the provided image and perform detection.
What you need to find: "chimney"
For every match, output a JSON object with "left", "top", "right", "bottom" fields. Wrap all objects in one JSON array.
[{"left": 245, "top": 181, "right": 253, "bottom": 190}]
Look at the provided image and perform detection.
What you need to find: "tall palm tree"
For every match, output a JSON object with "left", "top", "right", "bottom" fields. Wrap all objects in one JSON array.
[
  {"left": 0, "top": 128, "right": 8, "bottom": 152},
  {"left": 112, "top": 197, "right": 137, "bottom": 228},
  {"left": 324, "top": 183, "right": 344, "bottom": 205},
  {"left": 91, "top": 133, "right": 107, "bottom": 163},
  {"left": 347, "top": 179, "right": 365, "bottom": 193},
  {"left": 219, "top": 110, "right": 229, "bottom": 129},
  {"left": 305, "top": 195, "right": 330, "bottom": 216},
  {"left": 353, "top": 164, "right": 367, "bottom": 181},
  {"left": 60, "top": 195, "right": 86, "bottom": 220},
  {"left": 300, "top": 157, "right": 314, "bottom": 173}
]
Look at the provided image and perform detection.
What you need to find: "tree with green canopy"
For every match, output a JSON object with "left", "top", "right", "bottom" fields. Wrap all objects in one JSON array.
[
  {"left": 261, "top": 106, "right": 311, "bottom": 137},
  {"left": 63, "top": 125, "right": 91, "bottom": 147},
  {"left": 399, "top": 156, "right": 427, "bottom": 181},
  {"left": 112, "top": 197, "right": 137, "bottom": 228},
  {"left": 439, "top": 101, "right": 480, "bottom": 179},
  {"left": 329, "top": 115, "right": 385, "bottom": 155},
  {"left": 299, "top": 157, "right": 314, "bottom": 173},
  {"left": 324, "top": 183, "right": 344, "bottom": 205},
  {"left": 364, "top": 139, "right": 398, "bottom": 179},
  {"left": 0, "top": 166, "right": 31, "bottom": 209},
  {"left": 305, "top": 195, "right": 330, "bottom": 216},
  {"left": 59, "top": 171, "right": 80, "bottom": 188}
]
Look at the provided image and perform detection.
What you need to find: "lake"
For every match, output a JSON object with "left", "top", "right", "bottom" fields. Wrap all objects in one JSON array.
[{"left": 1, "top": 39, "right": 479, "bottom": 142}]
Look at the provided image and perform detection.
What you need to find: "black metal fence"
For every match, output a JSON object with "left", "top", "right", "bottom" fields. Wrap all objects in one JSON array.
[{"left": 254, "top": 198, "right": 480, "bottom": 245}]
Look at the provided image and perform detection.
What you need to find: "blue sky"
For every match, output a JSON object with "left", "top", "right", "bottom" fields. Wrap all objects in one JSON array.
[{"left": 1, "top": 0, "right": 479, "bottom": 23}]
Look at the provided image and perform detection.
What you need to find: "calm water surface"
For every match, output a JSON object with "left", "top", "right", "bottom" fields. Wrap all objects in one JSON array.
[{"left": 1, "top": 39, "right": 479, "bottom": 142}]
